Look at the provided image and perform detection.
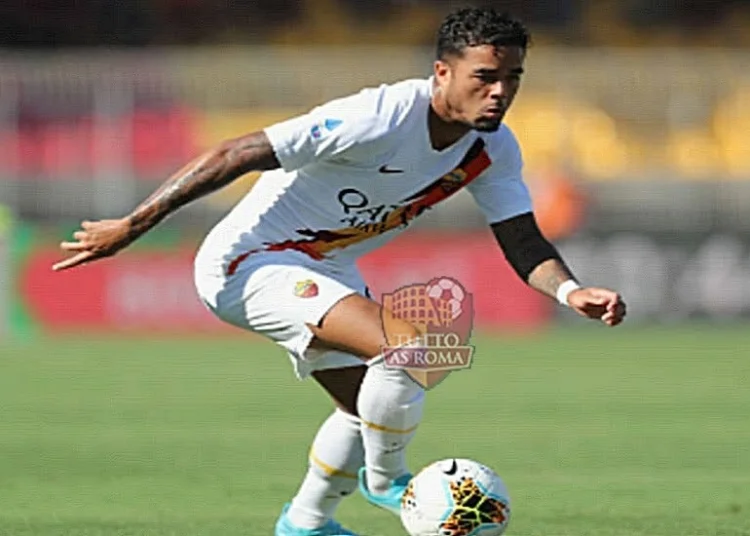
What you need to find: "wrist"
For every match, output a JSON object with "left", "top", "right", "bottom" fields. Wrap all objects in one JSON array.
[
  {"left": 556, "top": 279, "right": 581, "bottom": 306},
  {"left": 126, "top": 210, "right": 161, "bottom": 236}
]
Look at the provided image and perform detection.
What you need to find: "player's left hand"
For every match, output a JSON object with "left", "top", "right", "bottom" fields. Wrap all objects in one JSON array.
[{"left": 567, "top": 287, "right": 626, "bottom": 327}]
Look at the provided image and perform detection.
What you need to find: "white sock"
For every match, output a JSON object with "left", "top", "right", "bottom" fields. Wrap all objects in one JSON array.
[
  {"left": 287, "top": 409, "right": 364, "bottom": 529},
  {"left": 357, "top": 358, "right": 425, "bottom": 495}
]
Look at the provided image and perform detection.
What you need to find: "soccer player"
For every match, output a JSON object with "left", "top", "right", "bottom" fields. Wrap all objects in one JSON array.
[{"left": 53, "top": 7, "right": 627, "bottom": 536}]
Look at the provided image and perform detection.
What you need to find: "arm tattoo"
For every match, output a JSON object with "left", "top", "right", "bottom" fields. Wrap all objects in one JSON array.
[
  {"left": 127, "top": 131, "right": 280, "bottom": 237},
  {"left": 527, "top": 258, "right": 577, "bottom": 299}
]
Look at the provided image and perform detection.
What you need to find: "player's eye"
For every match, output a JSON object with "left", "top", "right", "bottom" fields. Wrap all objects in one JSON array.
[{"left": 475, "top": 74, "right": 497, "bottom": 84}]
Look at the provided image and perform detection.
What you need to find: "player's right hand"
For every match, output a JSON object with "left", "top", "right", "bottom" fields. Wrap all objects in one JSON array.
[
  {"left": 52, "top": 218, "right": 134, "bottom": 271},
  {"left": 567, "top": 287, "right": 627, "bottom": 327}
]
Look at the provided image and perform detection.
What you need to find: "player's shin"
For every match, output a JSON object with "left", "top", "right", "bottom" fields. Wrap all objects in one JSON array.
[
  {"left": 287, "top": 409, "right": 364, "bottom": 529},
  {"left": 356, "top": 357, "right": 425, "bottom": 495}
]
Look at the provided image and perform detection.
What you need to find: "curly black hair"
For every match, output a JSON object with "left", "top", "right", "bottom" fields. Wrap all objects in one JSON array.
[{"left": 436, "top": 6, "right": 531, "bottom": 60}]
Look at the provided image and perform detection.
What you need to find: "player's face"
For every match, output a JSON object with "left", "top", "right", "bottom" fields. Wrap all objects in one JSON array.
[{"left": 435, "top": 45, "right": 525, "bottom": 132}]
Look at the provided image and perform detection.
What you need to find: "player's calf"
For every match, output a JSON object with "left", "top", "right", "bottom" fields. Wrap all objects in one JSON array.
[
  {"left": 356, "top": 357, "right": 423, "bottom": 508},
  {"left": 285, "top": 409, "right": 364, "bottom": 531}
]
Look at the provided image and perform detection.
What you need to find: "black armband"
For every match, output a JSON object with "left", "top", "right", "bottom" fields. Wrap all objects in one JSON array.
[{"left": 490, "top": 212, "right": 562, "bottom": 282}]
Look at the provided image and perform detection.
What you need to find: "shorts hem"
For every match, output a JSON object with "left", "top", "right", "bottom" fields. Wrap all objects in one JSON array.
[{"left": 289, "top": 290, "right": 366, "bottom": 380}]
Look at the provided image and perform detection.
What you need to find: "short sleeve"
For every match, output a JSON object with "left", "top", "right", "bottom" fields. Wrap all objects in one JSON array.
[
  {"left": 466, "top": 126, "right": 533, "bottom": 224},
  {"left": 263, "top": 89, "right": 388, "bottom": 172}
]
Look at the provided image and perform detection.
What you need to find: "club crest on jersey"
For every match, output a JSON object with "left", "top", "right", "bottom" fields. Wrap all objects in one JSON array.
[
  {"left": 441, "top": 169, "right": 468, "bottom": 192},
  {"left": 294, "top": 279, "right": 319, "bottom": 298},
  {"left": 311, "top": 118, "right": 343, "bottom": 139}
]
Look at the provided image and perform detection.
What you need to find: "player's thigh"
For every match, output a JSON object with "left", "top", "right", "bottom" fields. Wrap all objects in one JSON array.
[
  {"left": 196, "top": 255, "right": 412, "bottom": 359},
  {"left": 196, "top": 252, "right": 422, "bottom": 371},
  {"left": 307, "top": 292, "right": 422, "bottom": 360}
]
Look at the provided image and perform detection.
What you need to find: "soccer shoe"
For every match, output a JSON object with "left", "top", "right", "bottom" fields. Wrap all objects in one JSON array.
[
  {"left": 274, "top": 503, "right": 359, "bottom": 536},
  {"left": 357, "top": 467, "right": 413, "bottom": 516}
]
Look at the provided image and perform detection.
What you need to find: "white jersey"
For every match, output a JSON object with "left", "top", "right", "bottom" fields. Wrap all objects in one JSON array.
[{"left": 198, "top": 77, "right": 533, "bottom": 275}]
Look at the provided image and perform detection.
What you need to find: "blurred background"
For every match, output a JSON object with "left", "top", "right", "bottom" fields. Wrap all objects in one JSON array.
[{"left": 3, "top": 0, "right": 750, "bottom": 337}]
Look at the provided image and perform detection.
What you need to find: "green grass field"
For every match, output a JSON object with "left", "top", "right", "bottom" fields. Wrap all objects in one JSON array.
[{"left": 1, "top": 325, "right": 749, "bottom": 536}]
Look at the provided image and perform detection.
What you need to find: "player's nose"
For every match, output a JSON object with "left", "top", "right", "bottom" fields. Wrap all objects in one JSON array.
[{"left": 489, "top": 81, "right": 509, "bottom": 101}]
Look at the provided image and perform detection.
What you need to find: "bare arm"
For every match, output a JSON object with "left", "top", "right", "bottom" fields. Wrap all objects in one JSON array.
[
  {"left": 128, "top": 131, "right": 279, "bottom": 237},
  {"left": 53, "top": 131, "right": 279, "bottom": 271},
  {"left": 526, "top": 257, "right": 577, "bottom": 301}
]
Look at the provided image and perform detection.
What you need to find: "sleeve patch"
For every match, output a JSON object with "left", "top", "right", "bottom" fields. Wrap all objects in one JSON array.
[{"left": 311, "top": 118, "right": 343, "bottom": 139}]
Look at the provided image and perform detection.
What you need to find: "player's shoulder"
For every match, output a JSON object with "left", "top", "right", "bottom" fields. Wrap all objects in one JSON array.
[
  {"left": 370, "top": 77, "right": 432, "bottom": 110},
  {"left": 325, "top": 77, "right": 430, "bottom": 127},
  {"left": 482, "top": 123, "right": 523, "bottom": 161}
]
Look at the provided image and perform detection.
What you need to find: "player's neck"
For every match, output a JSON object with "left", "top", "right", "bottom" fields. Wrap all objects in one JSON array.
[{"left": 428, "top": 99, "right": 471, "bottom": 152}]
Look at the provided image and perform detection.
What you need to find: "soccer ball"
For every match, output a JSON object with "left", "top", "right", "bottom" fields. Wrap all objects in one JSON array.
[
  {"left": 401, "top": 458, "right": 511, "bottom": 536},
  {"left": 426, "top": 277, "right": 466, "bottom": 320}
]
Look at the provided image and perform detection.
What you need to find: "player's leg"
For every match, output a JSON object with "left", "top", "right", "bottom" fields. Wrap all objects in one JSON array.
[
  {"left": 195, "top": 257, "right": 423, "bottom": 530},
  {"left": 281, "top": 366, "right": 366, "bottom": 531},
  {"left": 305, "top": 295, "right": 426, "bottom": 515},
  {"left": 281, "top": 293, "right": 426, "bottom": 527},
  {"left": 195, "top": 260, "right": 366, "bottom": 534}
]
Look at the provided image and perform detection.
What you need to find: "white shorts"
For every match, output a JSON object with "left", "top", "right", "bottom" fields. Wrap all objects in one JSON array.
[{"left": 194, "top": 249, "right": 366, "bottom": 379}]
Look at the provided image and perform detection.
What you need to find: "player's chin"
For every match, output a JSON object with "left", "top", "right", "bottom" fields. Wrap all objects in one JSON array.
[{"left": 471, "top": 117, "right": 502, "bottom": 132}]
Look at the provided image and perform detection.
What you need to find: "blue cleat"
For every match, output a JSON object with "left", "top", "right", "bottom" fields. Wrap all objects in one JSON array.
[
  {"left": 274, "top": 503, "right": 359, "bottom": 536},
  {"left": 357, "top": 468, "right": 413, "bottom": 516}
]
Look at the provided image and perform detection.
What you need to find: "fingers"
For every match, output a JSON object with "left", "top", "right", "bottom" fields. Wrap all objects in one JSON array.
[
  {"left": 52, "top": 251, "right": 95, "bottom": 271},
  {"left": 582, "top": 288, "right": 623, "bottom": 311},
  {"left": 60, "top": 241, "right": 90, "bottom": 251},
  {"left": 569, "top": 287, "right": 627, "bottom": 327},
  {"left": 66, "top": 229, "right": 94, "bottom": 249},
  {"left": 60, "top": 223, "right": 97, "bottom": 252},
  {"left": 53, "top": 219, "right": 126, "bottom": 272},
  {"left": 54, "top": 223, "right": 96, "bottom": 270},
  {"left": 592, "top": 288, "right": 620, "bottom": 306},
  {"left": 601, "top": 301, "right": 627, "bottom": 327}
]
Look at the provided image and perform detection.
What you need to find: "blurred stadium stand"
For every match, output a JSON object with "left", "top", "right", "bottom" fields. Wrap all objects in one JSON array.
[{"left": 2, "top": 45, "right": 750, "bottom": 226}]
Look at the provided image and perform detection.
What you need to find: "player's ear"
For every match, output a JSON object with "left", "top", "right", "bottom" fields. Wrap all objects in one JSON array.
[{"left": 434, "top": 59, "right": 450, "bottom": 83}]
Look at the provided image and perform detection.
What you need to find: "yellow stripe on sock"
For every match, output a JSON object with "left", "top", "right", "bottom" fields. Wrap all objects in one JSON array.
[
  {"left": 360, "top": 419, "right": 419, "bottom": 435},
  {"left": 309, "top": 449, "right": 358, "bottom": 479}
]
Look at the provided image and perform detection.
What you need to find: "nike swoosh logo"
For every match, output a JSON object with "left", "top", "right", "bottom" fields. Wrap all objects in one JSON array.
[
  {"left": 443, "top": 459, "right": 458, "bottom": 476},
  {"left": 379, "top": 164, "right": 404, "bottom": 174}
]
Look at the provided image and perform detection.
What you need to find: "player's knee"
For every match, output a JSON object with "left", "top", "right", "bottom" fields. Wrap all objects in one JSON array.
[{"left": 334, "top": 399, "right": 360, "bottom": 418}]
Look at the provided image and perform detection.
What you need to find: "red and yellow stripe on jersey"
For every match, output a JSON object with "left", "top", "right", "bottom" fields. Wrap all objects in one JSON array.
[{"left": 227, "top": 138, "right": 491, "bottom": 276}]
